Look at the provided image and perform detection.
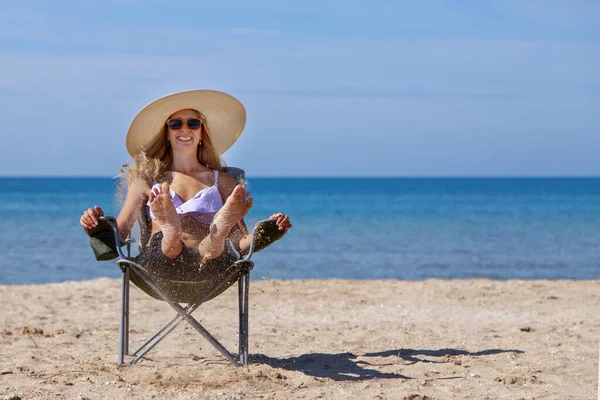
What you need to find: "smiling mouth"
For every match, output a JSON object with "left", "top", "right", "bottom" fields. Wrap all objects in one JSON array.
[{"left": 177, "top": 136, "right": 193, "bottom": 143}]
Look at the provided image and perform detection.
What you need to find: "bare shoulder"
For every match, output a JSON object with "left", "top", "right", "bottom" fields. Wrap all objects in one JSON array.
[{"left": 128, "top": 176, "right": 151, "bottom": 198}]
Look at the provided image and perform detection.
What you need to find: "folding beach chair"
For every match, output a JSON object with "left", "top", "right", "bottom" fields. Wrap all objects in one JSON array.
[{"left": 85, "top": 167, "right": 286, "bottom": 366}]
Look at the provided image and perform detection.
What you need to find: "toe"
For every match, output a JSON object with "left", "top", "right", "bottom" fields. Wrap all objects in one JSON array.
[{"left": 232, "top": 185, "right": 245, "bottom": 197}]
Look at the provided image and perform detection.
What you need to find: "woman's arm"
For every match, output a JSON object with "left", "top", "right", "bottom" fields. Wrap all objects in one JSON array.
[
  {"left": 236, "top": 213, "right": 292, "bottom": 254},
  {"left": 116, "top": 179, "right": 149, "bottom": 241}
]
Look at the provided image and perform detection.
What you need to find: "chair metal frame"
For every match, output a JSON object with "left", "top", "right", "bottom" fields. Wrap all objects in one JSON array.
[{"left": 101, "top": 216, "right": 264, "bottom": 366}]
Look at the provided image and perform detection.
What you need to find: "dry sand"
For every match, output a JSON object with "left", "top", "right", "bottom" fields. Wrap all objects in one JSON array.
[{"left": 0, "top": 278, "right": 598, "bottom": 399}]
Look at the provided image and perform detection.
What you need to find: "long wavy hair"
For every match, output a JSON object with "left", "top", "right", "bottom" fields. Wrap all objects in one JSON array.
[{"left": 120, "top": 109, "right": 225, "bottom": 190}]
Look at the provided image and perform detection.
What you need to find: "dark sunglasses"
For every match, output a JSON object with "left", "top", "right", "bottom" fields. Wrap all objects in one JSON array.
[{"left": 167, "top": 118, "right": 202, "bottom": 130}]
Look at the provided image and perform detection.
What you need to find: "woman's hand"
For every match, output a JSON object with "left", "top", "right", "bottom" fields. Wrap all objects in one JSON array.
[
  {"left": 80, "top": 206, "right": 104, "bottom": 229},
  {"left": 269, "top": 212, "right": 292, "bottom": 231}
]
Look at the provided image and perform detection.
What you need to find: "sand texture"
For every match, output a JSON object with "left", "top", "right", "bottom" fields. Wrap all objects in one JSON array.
[{"left": 0, "top": 278, "right": 598, "bottom": 399}]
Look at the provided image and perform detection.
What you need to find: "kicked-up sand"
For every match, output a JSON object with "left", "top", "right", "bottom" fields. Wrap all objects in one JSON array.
[{"left": 0, "top": 278, "right": 598, "bottom": 399}]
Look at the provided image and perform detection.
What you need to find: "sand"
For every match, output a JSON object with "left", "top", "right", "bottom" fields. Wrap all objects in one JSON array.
[{"left": 0, "top": 278, "right": 598, "bottom": 399}]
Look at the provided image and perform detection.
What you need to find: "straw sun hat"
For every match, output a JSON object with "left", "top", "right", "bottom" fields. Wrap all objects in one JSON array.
[{"left": 125, "top": 90, "right": 247, "bottom": 157}]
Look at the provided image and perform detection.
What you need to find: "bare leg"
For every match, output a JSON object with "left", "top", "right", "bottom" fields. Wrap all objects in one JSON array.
[
  {"left": 149, "top": 182, "right": 183, "bottom": 259},
  {"left": 199, "top": 185, "right": 252, "bottom": 260}
]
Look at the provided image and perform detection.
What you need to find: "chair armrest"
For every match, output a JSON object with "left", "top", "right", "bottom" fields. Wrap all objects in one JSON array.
[
  {"left": 243, "top": 219, "right": 287, "bottom": 260},
  {"left": 222, "top": 167, "right": 246, "bottom": 185},
  {"left": 122, "top": 237, "right": 137, "bottom": 245}
]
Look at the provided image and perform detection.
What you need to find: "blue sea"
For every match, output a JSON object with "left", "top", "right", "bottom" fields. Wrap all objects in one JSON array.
[{"left": 0, "top": 177, "right": 599, "bottom": 284}]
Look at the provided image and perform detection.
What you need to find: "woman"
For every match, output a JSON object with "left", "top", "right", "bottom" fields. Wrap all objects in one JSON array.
[{"left": 79, "top": 90, "right": 292, "bottom": 280}]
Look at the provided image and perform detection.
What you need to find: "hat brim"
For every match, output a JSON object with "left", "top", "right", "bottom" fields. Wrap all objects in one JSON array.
[{"left": 126, "top": 90, "right": 246, "bottom": 157}]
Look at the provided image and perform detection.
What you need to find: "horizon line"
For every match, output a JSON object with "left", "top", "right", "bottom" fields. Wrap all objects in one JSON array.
[{"left": 1, "top": 175, "right": 600, "bottom": 179}]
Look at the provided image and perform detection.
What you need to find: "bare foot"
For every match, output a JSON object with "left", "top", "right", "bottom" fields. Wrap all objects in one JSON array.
[
  {"left": 149, "top": 182, "right": 182, "bottom": 258},
  {"left": 211, "top": 185, "right": 253, "bottom": 241}
]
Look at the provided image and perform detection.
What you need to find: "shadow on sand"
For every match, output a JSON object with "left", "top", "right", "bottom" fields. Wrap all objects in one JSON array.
[
  {"left": 365, "top": 348, "right": 525, "bottom": 365},
  {"left": 251, "top": 348, "right": 523, "bottom": 381}
]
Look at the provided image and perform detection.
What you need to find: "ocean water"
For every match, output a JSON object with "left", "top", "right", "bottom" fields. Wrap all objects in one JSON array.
[{"left": 0, "top": 177, "right": 599, "bottom": 284}]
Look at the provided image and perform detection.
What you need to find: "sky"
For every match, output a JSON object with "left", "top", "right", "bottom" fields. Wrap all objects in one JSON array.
[{"left": 1, "top": 0, "right": 599, "bottom": 177}]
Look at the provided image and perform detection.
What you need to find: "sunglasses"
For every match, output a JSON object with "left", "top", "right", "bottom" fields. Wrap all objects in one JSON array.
[{"left": 167, "top": 118, "right": 202, "bottom": 130}]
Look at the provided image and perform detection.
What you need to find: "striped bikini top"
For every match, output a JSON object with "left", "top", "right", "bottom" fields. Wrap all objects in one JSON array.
[{"left": 147, "top": 170, "right": 223, "bottom": 224}]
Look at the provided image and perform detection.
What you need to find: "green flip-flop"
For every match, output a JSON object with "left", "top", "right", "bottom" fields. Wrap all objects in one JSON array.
[
  {"left": 85, "top": 218, "right": 119, "bottom": 261},
  {"left": 252, "top": 219, "right": 287, "bottom": 253}
]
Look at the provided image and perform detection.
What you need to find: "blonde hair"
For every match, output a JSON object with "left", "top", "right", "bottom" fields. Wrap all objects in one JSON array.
[{"left": 120, "top": 109, "right": 226, "bottom": 188}]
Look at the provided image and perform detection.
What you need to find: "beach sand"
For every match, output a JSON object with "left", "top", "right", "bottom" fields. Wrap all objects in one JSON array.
[{"left": 0, "top": 278, "right": 598, "bottom": 399}]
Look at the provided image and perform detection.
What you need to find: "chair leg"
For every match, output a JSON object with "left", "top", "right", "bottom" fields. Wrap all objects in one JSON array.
[
  {"left": 130, "top": 267, "right": 241, "bottom": 366},
  {"left": 245, "top": 272, "right": 250, "bottom": 364},
  {"left": 238, "top": 272, "right": 250, "bottom": 366},
  {"left": 238, "top": 276, "right": 243, "bottom": 364},
  {"left": 117, "top": 259, "right": 253, "bottom": 366},
  {"left": 124, "top": 269, "right": 130, "bottom": 355},
  {"left": 131, "top": 269, "right": 248, "bottom": 365},
  {"left": 118, "top": 268, "right": 130, "bottom": 364},
  {"left": 130, "top": 316, "right": 184, "bottom": 364},
  {"left": 130, "top": 306, "right": 191, "bottom": 363}
]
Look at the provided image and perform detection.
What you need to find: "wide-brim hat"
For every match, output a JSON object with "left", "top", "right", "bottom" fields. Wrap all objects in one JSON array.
[{"left": 126, "top": 89, "right": 246, "bottom": 157}]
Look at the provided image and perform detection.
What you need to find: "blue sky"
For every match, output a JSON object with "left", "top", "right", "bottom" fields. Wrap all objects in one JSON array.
[{"left": 1, "top": 1, "right": 598, "bottom": 177}]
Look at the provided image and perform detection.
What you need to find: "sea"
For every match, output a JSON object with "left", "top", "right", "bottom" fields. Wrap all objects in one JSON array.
[{"left": 0, "top": 177, "right": 599, "bottom": 285}]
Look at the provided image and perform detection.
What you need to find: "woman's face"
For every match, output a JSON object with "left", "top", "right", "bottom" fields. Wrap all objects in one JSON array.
[{"left": 166, "top": 109, "right": 203, "bottom": 152}]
